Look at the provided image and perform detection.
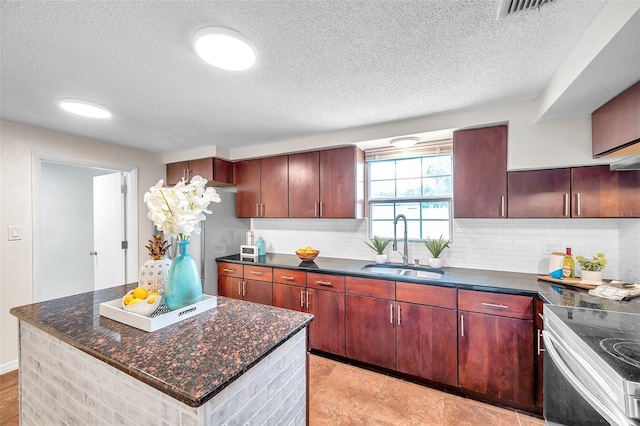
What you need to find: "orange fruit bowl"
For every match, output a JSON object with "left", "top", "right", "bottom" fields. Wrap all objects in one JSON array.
[{"left": 296, "top": 249, "right": 319, "bottom": 262}]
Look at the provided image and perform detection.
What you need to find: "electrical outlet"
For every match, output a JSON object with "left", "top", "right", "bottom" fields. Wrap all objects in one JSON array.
[{"left": 542, "top": 240, "right": 561, "bottom": 255}]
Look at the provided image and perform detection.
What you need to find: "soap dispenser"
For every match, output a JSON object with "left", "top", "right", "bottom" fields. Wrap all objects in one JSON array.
[{"left": 256, "top": 237, "right": 266, "bottom": 256}]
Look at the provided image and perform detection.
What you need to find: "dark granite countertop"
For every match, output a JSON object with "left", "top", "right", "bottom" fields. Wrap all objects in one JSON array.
[
  {"left": 217, "top": 253, "right": 640, "bottom": 314},
  {"left": 10, "top": 285, "right": 313, "bottom": 407}
]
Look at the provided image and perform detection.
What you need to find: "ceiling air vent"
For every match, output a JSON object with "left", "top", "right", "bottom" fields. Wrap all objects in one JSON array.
[{"left": 496, "top": 0, "right": 557, "bottom": 19}]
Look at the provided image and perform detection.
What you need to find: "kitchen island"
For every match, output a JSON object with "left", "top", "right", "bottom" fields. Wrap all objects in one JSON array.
[{"left": 10, "top": 285, "right": 313, "bottom": 425}]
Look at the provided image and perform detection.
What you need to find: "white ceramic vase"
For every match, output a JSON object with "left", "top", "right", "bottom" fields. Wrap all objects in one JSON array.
[
  {"left": 428, "top": 257, "right": 444, "bottom": 268},
  {"left": 375, "top": 254, "right": 388, "bottom": 264},
  {"left": 580, "top": 270, "right": 603, "bottom": 285},
  {"left": 138, "top": 258, "right": 172, "bottom": 294}
]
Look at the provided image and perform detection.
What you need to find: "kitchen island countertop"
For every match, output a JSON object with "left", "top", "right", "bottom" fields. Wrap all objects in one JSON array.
[{"left": 217, "top": 253, "right": 640, "bottom": 314}]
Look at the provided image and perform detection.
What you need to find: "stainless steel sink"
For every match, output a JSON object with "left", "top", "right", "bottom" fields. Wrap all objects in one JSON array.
[{"left": 361, "top": 264, "right": 444, "bottom": 279}]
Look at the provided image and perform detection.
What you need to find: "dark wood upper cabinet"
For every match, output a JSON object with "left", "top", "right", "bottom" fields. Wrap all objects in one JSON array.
[
  {"left": 235, "top": 156, "right": 288, "bottom": 218},
  {"left": 592, "top": 81, "right": 640, "bottom": 157},
  {"left": 319, "top": 146, "right": 365, "bottom": 219},
  {"left": 166, "top": 158, "right": 233, "bottom": 186},
  {"left": 508, "top": 169, "right": 571, "bottom": 218},
  {"left": 453, "top": 125, "right": 508, "bottom": 218},
  {"left": 572, "top": 165, "right": 640, "bottom": 218},
  {"left": 288, "top": 151, "right": 320, "bottom": 218}
]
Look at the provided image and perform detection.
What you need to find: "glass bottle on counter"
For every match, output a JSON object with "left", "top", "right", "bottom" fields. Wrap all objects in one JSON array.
[{"left": 562, "top": 247, "right": 575, "bottom": 278}]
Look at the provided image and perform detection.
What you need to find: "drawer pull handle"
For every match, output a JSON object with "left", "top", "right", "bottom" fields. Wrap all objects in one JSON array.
[
  {"left": 461, "top": 313, "right": 464, "bottom": 337},
  {"left": 250, "top": 271, "right": 263, "bottom": 276},
  {"left": 281, "top": 276, "right": 295, "bottom": 281},
  {"left": 390, "top": 304, "right": 394, "bottom": 324},
  {"left": 481, "top": 302, "right": 509, "bottom": 309},
  {"left": 316, "top": 280, "right": 333, "bottom": 287},
  {"left": 397, "top": 305, "right": 401, "bottom": 325},
  {"left": 300, "top": 289, "right": 305, "bottom": 308},
  {"left": 222, "top": 268, "right": 235, "bottom": 273}
]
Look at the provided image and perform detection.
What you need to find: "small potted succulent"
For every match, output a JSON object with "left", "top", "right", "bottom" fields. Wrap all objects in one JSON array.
[
  {"left": 365, "top": 236, "right": 391, "bottom": 264},
  {"left": 424, "top": 235, "right": 450, "bottom": 268},
  {"left": 576, "top": 253, "right": 607, "bottom": 284}
]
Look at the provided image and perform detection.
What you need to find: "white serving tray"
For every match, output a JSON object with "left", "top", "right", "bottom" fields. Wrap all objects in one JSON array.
[{"left": 99, "top": 295, "right": 217, "bottom": 332}]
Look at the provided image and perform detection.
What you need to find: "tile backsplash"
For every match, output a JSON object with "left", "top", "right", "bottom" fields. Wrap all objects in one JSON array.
[{"left": 252, "top": 218, "right": 639, "bottom": 281}]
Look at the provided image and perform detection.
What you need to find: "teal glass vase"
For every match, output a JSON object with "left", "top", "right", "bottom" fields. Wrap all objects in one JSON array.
[{"left": 165, "top": 239, "right": 202, "bottom": 310}]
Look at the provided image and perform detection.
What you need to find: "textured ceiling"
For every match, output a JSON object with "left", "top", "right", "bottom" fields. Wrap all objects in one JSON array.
[{"left": 1, "top": 0, "right": 631, "bottom": 155}]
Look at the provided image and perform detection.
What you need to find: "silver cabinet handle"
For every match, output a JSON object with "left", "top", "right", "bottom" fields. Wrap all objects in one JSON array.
[
  {"left": 461, "top": 313, "right": 464, "bottom": 337},
  {"left": 314, "top": 202, "right": 318, "bottom": 217},
  {"left": 316, "top": 280, "right": 333, "bottom": 287},
  {"left": 481, "top": 302, "right": 509, "bottom": 309},
  {"left": 397, "top": 305, "right": 401, "bottom": 325},
  {"left": 300, "top": 289, "right": 305, "bottom": 308},
  {"left": 242, "top": 281, "right": 246, "bottom": 296},
  {"left": 238, "top": 280, "right": 242, "bottom": 296},
  {"left": 319, "top": 202, "right": 324, "bottom": 217},
  {"left": 261, "top": 203, "right": 265, "bottom": 217},
  {"left": 222, "top": 268, "right": 236, "bottom": 273},
  {"left": 184, "top": 169, "right": 188, "bottom": 180},
  {"left": 500, "top": 196, "right": 505, "bottom": 217},
  {"left": 256, "top": 204, "right": 260, "bottom": 217},
  {"left": 575, "top": 193, "right": 581, "bottom": 216},
  {"left": 537, "top": 329, "right": 545, "bottom": 356},
  {"left": 563, "top": 193, "right": 569, "bottom": 217},
  {"left": 390, "top": 304, "right": 394, "bottom": 324},
  {"left": 305, "top": 290, "right": 309, "bottom": 308},
  {"left": 89, "top": 251, "right": 98, "bottom": 256},
  {"left": 250, "top": 271, "right": 263, "bottom": 276},
  {"left": 281, "top": 275, "right": 295, "bottom": 281}
]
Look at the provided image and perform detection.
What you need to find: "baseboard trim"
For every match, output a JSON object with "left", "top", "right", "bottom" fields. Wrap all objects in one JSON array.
[{"left": 1, "top": 360, "right": 18, "bottom": 374}]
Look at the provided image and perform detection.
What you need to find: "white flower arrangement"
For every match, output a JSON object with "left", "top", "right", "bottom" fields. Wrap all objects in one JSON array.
[{"left": 143, "top": 175, "right": 221, "bottom": 241}]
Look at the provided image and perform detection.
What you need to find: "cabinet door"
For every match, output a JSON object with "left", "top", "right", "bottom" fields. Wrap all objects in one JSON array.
[
  {"left": 453, "top": 125, "right": 507, "bottom": 218},
  {"left": 508, "top": 169, "right": 571, "bottom": 218},
  {"left": 166, "top": 161, "right": 188, "bottom": 186},
  {"left": 571, "top": 165, "right": 640, "bottom": 218},
  {"left": 458, "top": 311, "right": 534, "bottom": 406},
  {"left": 213, "top": 158, "right": 233, "bottom": 184},
  {"left": 396, "top": 302, "right": 458, "bottom": 386},
  {"left": 308, "top": 288, "right": 346, "bottom": 356},
  {"left": 592, "top": 81, "right": 640, "bottom": 157},
  {"left": 345, "top": 294, "right": 395, "bottom": 369},
  {"left": 218, "top": 275, "right": 242, "bottom": 300},
  {"left": 235, "top": 159, "right": 261, "bottom": 218},
  {"left": 188, "top": 158, "right": 214, "bottom": 181},
  {"left": 260, "top": 155, "right": 289, "bottom": 218},
  {"left": 319, "top": 146, "right": 364, "bottom": 219},
  {"left": 289, "top": 151, "right": 320, "bottom": 218},
  {"left": 534, "top": 298, "right": 545, "bottom": 408},
  {"left": 273, "top": 283, "right": 305, "bottom": 312},
  {"left": 244, "top": 279, "right": 273, "bottom": 305}
]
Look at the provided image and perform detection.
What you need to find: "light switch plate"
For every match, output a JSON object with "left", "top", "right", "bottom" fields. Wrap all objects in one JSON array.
[{"left": 8, "top": 226, "right": 21, "bottom": 241}]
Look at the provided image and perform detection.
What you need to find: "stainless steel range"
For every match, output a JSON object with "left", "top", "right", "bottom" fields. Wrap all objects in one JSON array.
[{"left": 543, "top": 305, "right": 640, "bottom": 425}]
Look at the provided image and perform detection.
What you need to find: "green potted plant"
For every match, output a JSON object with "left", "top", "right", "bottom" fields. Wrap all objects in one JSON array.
[
  {"left": 424, "top": 235, "right": 450, "bottom": 268},
  {"left": 365, "top": 236, "right": 391, "bottom": 264},
  {"left": 576, "top": 253, "right": 606, "bottom": 284}
]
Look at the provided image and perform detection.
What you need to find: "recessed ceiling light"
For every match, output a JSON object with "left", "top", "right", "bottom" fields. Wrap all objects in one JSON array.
[
  {"left": 58, "top": 99, "right": 112, "bottom": 119},
  {"left": 390, "top": 137, "right": 420, "bottom": 148},
  {"left": 194, "top": 27, "right": 256, "bottom": 71}
]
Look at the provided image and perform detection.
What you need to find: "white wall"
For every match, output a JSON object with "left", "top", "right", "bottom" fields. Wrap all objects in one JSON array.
[
  {"left": 0, "top": 120, "right": 165, "bottom": 371},
  {"left": 252, "top": 217, "right": 636, "bottom": 282}
]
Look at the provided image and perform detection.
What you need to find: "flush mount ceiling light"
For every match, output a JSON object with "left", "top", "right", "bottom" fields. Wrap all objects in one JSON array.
[
  {"left": 58, "top": 99, "right": 112, "bottom": 119},
  {"left": 390, "top": 137, "right": 420, "bottom": 148},
  {"left": 194, "top": 27, "right": 256, "bottom": 71}
]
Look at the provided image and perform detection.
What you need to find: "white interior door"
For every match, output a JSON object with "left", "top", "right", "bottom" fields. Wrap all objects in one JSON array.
[{"left": 93, "top": 172, "right": 125, "bottom": 290}]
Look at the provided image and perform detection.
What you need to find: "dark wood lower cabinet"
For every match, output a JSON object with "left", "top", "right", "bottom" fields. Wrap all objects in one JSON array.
[
  {"left": 244, "top": 279, "right": 273, "bottom": 305},
  {"left": 218, "top": 275, "right": 242, "bottom": 300},
  {"left": 308, "top": 288, "right": 345, "bottom": 356},
  {"left": 534, "top": 297, "right": 545, "bottom": 408},
  {"left": 273, "top": 283, "right": 305, "bottom": 312},
  {"left": 458, "top": 311, "right": 534, "bottom": 406},
  {"left": 396, "top": 302, "right": 458, "bottom": 386},
  {"left": 345, "top": 294, "right": 395, "bottom": 370}
]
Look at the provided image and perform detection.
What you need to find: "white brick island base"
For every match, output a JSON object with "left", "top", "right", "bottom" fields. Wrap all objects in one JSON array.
[{"left": 18, "top": 322, "right": 308, "bottom": 426}]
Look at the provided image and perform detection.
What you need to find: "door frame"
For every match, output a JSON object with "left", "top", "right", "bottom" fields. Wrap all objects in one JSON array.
[{"left": 31, "top": 153, "right": 138, "bottom": 302}]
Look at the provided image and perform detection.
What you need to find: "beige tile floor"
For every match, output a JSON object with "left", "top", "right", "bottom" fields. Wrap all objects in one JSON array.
[{"left": 309, "top": 354, "right": 545, "bottom": 426}]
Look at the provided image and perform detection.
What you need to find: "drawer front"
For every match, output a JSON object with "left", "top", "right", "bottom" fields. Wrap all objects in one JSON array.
[
  {"left": 345, "top": 276, "right": 394, "bottom": 300},
  {"left": 396, "top": 282, "right": 456, "bottom": 309},
  {"left": 307, "top": 273, "right": 345, "bottom": 292},
  {"left": 243, "top": 265, "right": 273, "bottom": 282},
  {"left": 273, "top": 268, "right": 307, "bottom": 287},
  {"left": 458, "top": 289, "right": 533, "bottom": 319},
  {"left": 218, "top": 262, "right": 243, "bottom": 278}
]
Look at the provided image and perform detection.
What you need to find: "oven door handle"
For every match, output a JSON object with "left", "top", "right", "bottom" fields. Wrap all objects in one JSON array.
[{"left": 542, "top": 330, "right": 633, "bottom": 426}]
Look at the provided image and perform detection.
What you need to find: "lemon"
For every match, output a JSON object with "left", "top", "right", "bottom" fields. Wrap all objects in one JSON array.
[
  {"left": 149, "top": 292, "right": 160, "bottom": 297},
  {"left": 129, "top": 298, "right": 143, "bottom": 305},
  {"left": 123, "top": 294, "right": 134, "bottom": 306},
  {"left": 133, "top": 286, "right": 148, "bottom": 300},
  {"left": 147, "top": 297, "right": 157, "bottom": 304}
]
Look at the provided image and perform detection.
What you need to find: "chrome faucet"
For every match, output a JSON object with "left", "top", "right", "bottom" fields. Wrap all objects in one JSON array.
[{"left": 393, "top": 214, "right": 409, "bottom": 266}]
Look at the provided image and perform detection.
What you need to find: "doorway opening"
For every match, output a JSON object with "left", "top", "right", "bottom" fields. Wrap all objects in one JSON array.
[{"left": 32, "top": 157, "right": 138, "bottom": 302}]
